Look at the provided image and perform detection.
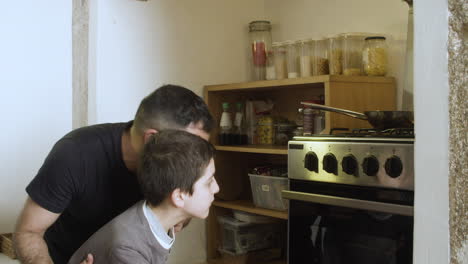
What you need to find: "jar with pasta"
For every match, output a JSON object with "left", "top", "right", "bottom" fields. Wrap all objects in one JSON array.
[
  {"left": 312, "top": 38, "right": 329, "bottom": 75},
  {"left": 342, "top": 33, "right": 365, "bottom": 76},
  {"left": 327, "top": 34, "right": 344, "bottom": 75},
  {"left": 362, "top": 36, "right": 388, "bottom": 76},
  {"left": 257, "top": 115, "right": 275, "bottom": 144}
]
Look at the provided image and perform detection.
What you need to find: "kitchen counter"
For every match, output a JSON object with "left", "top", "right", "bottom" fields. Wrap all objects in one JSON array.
[{"left": 0, "top": 254, "right": 18, "bottom": 264}]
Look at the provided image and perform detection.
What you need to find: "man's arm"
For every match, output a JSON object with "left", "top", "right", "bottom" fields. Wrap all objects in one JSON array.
[{"left": 13, "top": 197, "right": 60, "bottom": 264}]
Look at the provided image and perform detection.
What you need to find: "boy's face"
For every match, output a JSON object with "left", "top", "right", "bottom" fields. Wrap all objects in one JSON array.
[{"left": 183, "top": 158, "right": 219, "bottom": 219}]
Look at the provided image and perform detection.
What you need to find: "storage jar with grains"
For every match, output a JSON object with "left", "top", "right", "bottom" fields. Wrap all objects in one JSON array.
[
  {"left": 312, "top": 38, "right": 329, "bottom": 75},
  {"left": 249, "top": 21, "right": 272, "bottom": 81},
  {"left": 363, "top": 36, "right": 388, "bottom": 76},
  {"left": 298, "top": 39, "right": 312, "bottom": 77},
  {"left": 257, "top": 115, "right": 274, "bottom": 144},
  {"left": 273, "top": 42, "right": 287, "bottom": 79},
  {"left": 342, "top": 33, "right": 365, "bottom": 76},
  {"left": 328, "top": 34, "right": 343, "bottom": 75},
  {"left": 285, "top": 40, "right": 299, "bottom": 78}
]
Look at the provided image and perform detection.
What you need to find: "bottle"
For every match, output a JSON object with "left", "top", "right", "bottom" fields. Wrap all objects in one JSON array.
[
  {"left": 219, "top": 102, "right": 233, "bottom": 145},
  {"left": 249, "top": 21, "right": 272, "bottom": 81},
  {"left": 233, "top": 102, "right": 248, "bottom": 145}
]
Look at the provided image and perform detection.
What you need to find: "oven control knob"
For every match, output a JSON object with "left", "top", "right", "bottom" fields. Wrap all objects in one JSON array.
[
  {"left": 304, "top": 152, "right": 319, "bottom": 172},
  {"left": 342, "top": 154, "right": 358, "bottom": 175},
  {"left": 362, "top": 155, "right": 379, "bottom": 176},
  {"left": 385, "top": 156, "right": 403, "bottom": 178},
  {"left": 323, "top": 153, "right": 338, "bottom": 175}
]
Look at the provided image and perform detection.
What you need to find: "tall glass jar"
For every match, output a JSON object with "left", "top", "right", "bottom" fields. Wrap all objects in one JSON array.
[
  {"left": 273, "top": 42, "right": 287, "bottom": 79},
  {"left": 312, "top": 38, "right": 329, "bottom": 75},
  {"left": 342, "top": 33, "right": 365, "bottom": 76},
  {"left": 298, "top": 39, "right": 312, "bottom": 77},
  {"left": 248, "top": 21, "right": 272, "bottom": 81},
  {"left": 285, "top": 40, "right": 299, "bottom": 78},
  {"left": 328, "top": 34, "right": 343, "bottom": 75},
  {"left": 363, "top": 36, "right": 388, "bottom": 76}
]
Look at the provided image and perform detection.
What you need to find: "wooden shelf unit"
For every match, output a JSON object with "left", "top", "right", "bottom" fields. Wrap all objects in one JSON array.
[{"left": 203, "top": 75, "right": 396, "bottom": 264}]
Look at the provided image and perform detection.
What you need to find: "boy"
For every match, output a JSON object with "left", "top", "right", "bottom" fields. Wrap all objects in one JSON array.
[{"left": 67, "top": 129, "right": 219, "bottom": 263}]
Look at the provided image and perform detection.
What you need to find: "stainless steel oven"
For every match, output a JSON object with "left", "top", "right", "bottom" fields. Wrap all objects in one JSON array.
[{"left": 283, "top": 130, "right": 414, "bottom": 264}]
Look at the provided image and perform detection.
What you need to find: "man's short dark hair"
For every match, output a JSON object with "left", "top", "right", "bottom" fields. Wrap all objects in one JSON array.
[
  {"left": 133, "top": 84, "right": 214, "bottom": 133},
  {"left": 137, "top": 129, "right": 216, "bottom": 206}
]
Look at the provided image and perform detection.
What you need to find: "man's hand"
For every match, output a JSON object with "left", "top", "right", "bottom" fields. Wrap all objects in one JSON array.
[
  {"left": 13, "top": 198, "right": 60, "bottom": 264},
  {"left": 80, "top": 253, "right": 94, "bottom": 264},
  {"left": 174, "top": 218, "right": 192, "bottom": 233}
]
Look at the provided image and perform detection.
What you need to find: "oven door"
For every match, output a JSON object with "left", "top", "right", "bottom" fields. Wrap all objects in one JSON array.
[{"left": 283, "top": 179, "right": 414, "bottom": 264}]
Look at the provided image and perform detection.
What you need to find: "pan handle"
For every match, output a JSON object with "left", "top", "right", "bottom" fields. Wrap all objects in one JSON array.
[{"left": 300, "top": 102, "right": 368, "bottom": 120}]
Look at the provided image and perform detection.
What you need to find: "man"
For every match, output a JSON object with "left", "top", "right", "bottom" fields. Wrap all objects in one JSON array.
[
  {"left": 68, "top": 130, "right": 219, "bottom": 264},
  {"left": 13, "top": 85, "right": 214, "bottom": 264}
]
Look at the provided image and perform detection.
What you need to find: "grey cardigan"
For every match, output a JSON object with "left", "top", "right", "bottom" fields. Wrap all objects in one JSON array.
[{"left": 68, "top": 201, "right": 170, "bottom": 264}]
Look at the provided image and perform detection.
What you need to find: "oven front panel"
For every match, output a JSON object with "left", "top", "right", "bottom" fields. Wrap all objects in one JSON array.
[{"left": 288, "top": 140, "right": 414, "bottom": 190}]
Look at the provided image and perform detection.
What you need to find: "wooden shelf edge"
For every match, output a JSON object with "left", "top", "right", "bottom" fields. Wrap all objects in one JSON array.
[
  {"left": 212, "top": 200, "right": 288, "bottom": 220},
  {"left": 204, "top": 75, "right": 395, "bottom": 91},
  {"left": 215, "top": 145, "right": 288, "bottom": 155}
]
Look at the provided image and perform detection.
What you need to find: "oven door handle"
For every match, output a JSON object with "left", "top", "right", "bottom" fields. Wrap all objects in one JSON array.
[{"left": 282, "top": 190, "right": 413, "bottom": 216}]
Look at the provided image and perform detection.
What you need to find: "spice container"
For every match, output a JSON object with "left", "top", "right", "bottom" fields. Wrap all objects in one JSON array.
[
  {"left": 257, "top": 115, "right": 274, "bottom": 144},
  {"left": 312, "top": 38, "right": 329, "bottom": 75},
  {"left": 272, "top": 42, "right": 287, "bottom": 79},
  {"left": 249, "top": 21, "right": 272, "bottom": 81},
  {"left": 342, "top": 33, "right": 365, "bottom": 76},
  {"left": 298, "top": 39, "right": 312, "bottom": 77},
  {"left": 285, "top": 40, "right": 298, "bottom": 78},
  {"left": 328, "top": 34, "right": 343, "bottom": 75},
  {"left": 363, "top": 36, "right": 388, "bottom": 76},
  {"left": 302, "top": 107, "right": 314, "bottom": 136}
]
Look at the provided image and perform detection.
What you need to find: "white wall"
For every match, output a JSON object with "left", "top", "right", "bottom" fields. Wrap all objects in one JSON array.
[
  {"left": 88, "top": 1, "right": 264, "bottom": 263},
  {"left": 0, "top": 1, "right": 72, "bottom": 233},
  {"left": 413, "top": 0, "right": 450, "bottom": 262},
  {"left": 265, "top": 0, "right": 410, "bottom": 110}
]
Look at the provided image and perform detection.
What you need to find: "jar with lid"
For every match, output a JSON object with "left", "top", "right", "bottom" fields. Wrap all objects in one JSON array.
[
  {"left": 363, "top": 36, "right": 388, "bottom": 76},
  {"left": 273, "top": 42, "right": 287, "bottom": 79},
  {"left": 327, "top": 34, "right": 343, "bottom": 75},
  {"left": 257, "top": 115, "right": 275, "bottom": 144},
  {"left": 342, "top": 33, "right": 365, "bottom": 76},
  {"left": 284, "top": 40, "right": 299, "bottom": 78},
  {"left": 312, "top": 38, "right": 329, "bottom": 75},
  {"left": 298, "top": 39, "right": 312, "bottom": 77},
  {"left": 248, "top": 21, "right": 272, "bottom": 81}
]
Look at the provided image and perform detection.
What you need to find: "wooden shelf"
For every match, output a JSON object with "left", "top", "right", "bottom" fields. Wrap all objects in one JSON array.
[
  {"left": 215, "top": 145, "right": 288, "bottom": 155},
  {"left": 205, "top": 75, "right": 395, "bottom": 92},
  {"left": 212, "top": 200, "right": 288, "bottom": 220}
]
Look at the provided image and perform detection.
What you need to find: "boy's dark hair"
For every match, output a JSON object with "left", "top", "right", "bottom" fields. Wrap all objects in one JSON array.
[
  {"left": 137, "top": 129, "right": 216, "bottom": 206},
  {"left": 133, "top": 84, "right": 214, "bottom": 133}
]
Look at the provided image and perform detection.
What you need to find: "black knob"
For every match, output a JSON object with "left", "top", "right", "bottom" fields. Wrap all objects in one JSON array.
[
  {"left": 304, "top": 152, "right": 319, "bottom": 172},
  {"left": 362, "top": 155, "right": 379, "bottom": 176},
  {"left": 323, "top": 153, "right": 338, "bottom": 175},
  {"left": 342, "top": 154, "right": 358, "bottom": 175},
  {"left": 385, "top": 156, "right": 403, "bottom": 178}
]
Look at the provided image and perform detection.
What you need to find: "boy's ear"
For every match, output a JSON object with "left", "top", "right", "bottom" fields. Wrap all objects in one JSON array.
[
  {"left": 170, "top": 188, "right": 186, "bottom": 208},
  {"left": 143, "top": 129, "right": 158, "bottom": 144}
]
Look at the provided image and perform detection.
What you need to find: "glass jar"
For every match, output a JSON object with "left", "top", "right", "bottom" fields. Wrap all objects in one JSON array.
[
  {"left": 285, "top": 40, "right": 299, "bottom": 78},
  {"left": 265, "top": 50, "right": 276, "bottom": 80},
  {"left": 312, "top": 38, "right": 329, "bottom": 75},
  {"left": 248, "top": 21, "right": 272, "bottom": 81},
  {"left": 257, "top": 115, "right": 275, "bottom": 144},
  {"left": 273, "top": 42, "right": 287, "bottom": 79},
  {"left": 363, "top": 36, "right": 388, "bottom": 76},
  {"left": 298, "top": 39, "right": 312, "bottom": 77},
  {"left": 328, "top": 34, "right": 344, "bottom": 75},
  {"left": 342, "top": 33, "right": 365, "bottom": 76}
]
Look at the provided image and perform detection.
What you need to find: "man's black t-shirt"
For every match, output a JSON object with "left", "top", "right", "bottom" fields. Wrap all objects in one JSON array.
[{"left": 26, "top": 122, "right": 143, "bottom": 264}]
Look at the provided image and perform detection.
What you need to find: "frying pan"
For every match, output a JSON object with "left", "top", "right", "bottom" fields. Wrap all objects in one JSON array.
[{"left": 300, "top": 102, "right": 414, "bottom": 130}]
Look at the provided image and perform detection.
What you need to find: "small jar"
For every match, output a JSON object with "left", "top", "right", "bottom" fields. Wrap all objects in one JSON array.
[
  {"left": 273, "top": 42, "right": 287, "bottom": 79},
  {"left": 298, "top": 39, "right": 312, "bottom": 77},
  {"left": 342, "top": 33, "right": 365, "bottom": 76},
  {"left": 265, "top": 50, "right": 276, "bottom": 80},
  {"left": 328, "top": 34, "right": 344, "bottom": 75},
  {"left": 284, "top": 40, "right": 298, "bottom": 78},
  {"left": 248, "top": 21, "right": 272, "bottom": 81},
  {"left": 363, "top": 36, "right": 388, "bottom": 76},
  {"left": 302, "top": 107, "right": 314, "bottom": 136},
  {"left": 313, "top": 111, "right": 325, "bottom": 134},
  {"left": 312, "top": 38, "right": 329, "bottom": 75},
  {"left": 257, "top": 115, "right": 274, "bottom": 144}
]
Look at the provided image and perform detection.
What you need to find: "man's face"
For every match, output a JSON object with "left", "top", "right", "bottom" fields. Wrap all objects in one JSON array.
[
  {"left": 183, "top": 158, "right": 219, "bottom": 219},
  {"left": 184, "top": 121, "right": 210, "bottom": 141}
]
